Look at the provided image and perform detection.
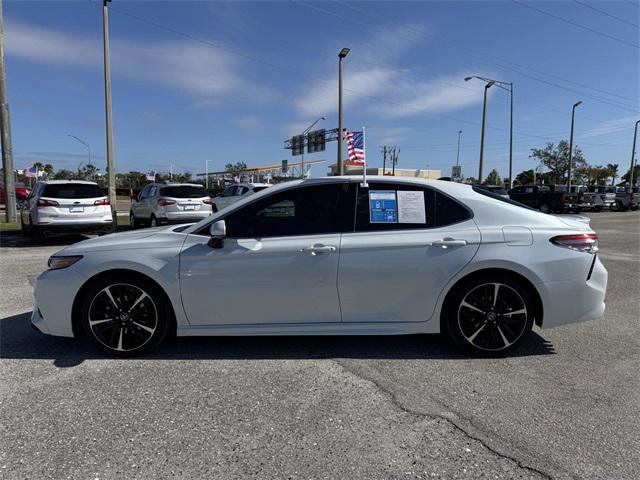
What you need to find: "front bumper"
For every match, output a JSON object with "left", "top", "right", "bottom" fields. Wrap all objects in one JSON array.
[
  {"left": 31, "top": 267, "right": 87, "bottom": 337},
  {"left": 537, "top": 255, "right": 608, "bottom": 328}
]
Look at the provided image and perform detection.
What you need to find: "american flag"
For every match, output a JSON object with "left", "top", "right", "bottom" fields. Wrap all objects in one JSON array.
[
  {"left": 24, "top": 166, "right": 38, "bottom": 178},
  {"left": 346, "top": 131, "right": 365, "bottom": 165},
  {"left": 145, "top": 170, "right": 156, "bottom": 181}
]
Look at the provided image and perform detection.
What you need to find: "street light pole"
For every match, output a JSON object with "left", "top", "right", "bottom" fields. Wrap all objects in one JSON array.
[
  {"left": 508, "top": 82, "right": 514, "bottom": 188},
  {"left": 630, "top": 120, "right": 640, "bottom": 189},
  {"left": 568, "top": 101, "right": 582, "bottom": 190},
  {"left": 102, "top": 0, "right": 116, "bottom": 230},
  {"left": 456, "top": 130, "right": 462, "bottom": 166},
  {"left": 478, "top": 81, "right": 494, "bottom": 182},
  {"left": 68, "top": 134, "right": 91, "bottom": 165},
  {"left": 337, "top": 48, "right": 350, "bottom": 176},
  {"left": 205, "top": 159, "right": 212, "bottom": 189},
  {"left": 0, "top": 0, "right": 16, "bottom": 223}
]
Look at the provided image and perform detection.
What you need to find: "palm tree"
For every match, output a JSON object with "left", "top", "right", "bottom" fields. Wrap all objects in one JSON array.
[{"left": 606, "top": 163, "right": 618, "bottom": 186}]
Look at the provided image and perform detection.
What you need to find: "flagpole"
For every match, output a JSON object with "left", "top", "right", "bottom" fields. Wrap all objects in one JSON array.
[{"left": 361, "top": 126, "right": 368, "bottom": 187}]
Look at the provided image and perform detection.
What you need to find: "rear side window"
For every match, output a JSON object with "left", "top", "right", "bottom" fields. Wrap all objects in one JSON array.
[
  {"left": 435, "top": 192, "right": 472, "bottom": 226},
  {"left": 355, "top": 183, "right": 436, "bottom": 232},
  {"left": 160, "top": 186, "right": 206, "bottom": 198},
  {"left": 472, "top": 185, "right": 533, "bottom": 211},
  {"left": 42, "top": 184, "right": 103, "bottom": 199}
]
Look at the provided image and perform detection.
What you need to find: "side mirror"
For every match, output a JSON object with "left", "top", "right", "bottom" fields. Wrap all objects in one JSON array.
[{"left": 207, "top": 220, "right": 226, "bottom": 248}]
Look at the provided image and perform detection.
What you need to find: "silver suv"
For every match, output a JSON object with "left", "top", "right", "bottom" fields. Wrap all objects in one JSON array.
[
  {"left": 211, "top": 183, "right": 270, "bottom": 212},
  {"left": 20, "top": 180, "right": 113, "bottom": 239},
  {"left": 130, "top": 183, "right": 212, "bottom": 227}
]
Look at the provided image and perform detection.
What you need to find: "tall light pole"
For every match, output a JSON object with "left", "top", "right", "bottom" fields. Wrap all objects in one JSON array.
[
  {"left": 337, "top": 47, "right": 350, "bottom": 176},
  {"left": 102, "top": 0, "right": 116, "bottom": 230},
  {"left": 0, "top": 0, "right": 16, "bottom": 222},
  {"left": 205, "top": 159, "right": 212, "bottom": 189},
  {"left": 456, "top": 130, "right": 462, "bottom": 166},
  {"left": 630, "top": 120, "right": 640, "bottom": 189},
  {"left": 68, "top": 134, "right": 91, "bottom": 165},
  {"left": 568, "top": 101, "right": 582, "bottom": 190},
  {"left": 300, "top": 116, "right": 325, "bottom": 179},
  {"left": 465, "top": 76, "right": 513, "bottom": 185}
]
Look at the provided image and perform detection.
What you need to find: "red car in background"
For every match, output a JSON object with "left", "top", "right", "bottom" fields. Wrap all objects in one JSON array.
[{"left": 0, "top": 182, "right": 32, "bottom": 207}]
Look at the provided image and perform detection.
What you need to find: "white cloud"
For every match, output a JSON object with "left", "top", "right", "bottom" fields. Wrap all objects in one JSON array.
[{"left": 5, "top": 20, "right": 273, "bottom": 104}]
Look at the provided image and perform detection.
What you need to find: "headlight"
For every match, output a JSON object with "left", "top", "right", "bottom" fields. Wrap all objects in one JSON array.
[{"left": 47, "top": 255, "right": 83, "bottom": 270}]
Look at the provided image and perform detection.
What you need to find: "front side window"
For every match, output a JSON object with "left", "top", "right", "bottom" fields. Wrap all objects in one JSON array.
[
  {"left": 225, "top": 183, "right": 349, "bottom": 238},
  {"left": 221, "top": 186, "right": 236, "bottom": 197}
]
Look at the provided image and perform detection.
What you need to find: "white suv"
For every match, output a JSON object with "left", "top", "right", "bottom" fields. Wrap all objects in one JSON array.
[
  {"left": 211, "top": 183, "right": 270, "bottom": 212},
  {"left": 130, "top": 183, "right": 212, "bottom": 227},
  {"left": 20, "top": 180, "right": 113, "bottom": 239}
]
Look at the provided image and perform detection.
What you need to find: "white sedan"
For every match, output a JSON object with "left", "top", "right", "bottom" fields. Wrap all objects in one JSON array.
[{"left": 32, "top": 177, "right": 607, "bottom": 356}]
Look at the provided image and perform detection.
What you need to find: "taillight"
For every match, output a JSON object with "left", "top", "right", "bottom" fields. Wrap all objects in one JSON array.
[
  {"left": 203, "top": 198, "right": 212, "bottom": 204},
  {"left": 550, "top": 233, "right": 598, "bottom": 254},
  {"left": 94, "top": 198, "right": 110, "bottom": 205},
  {"left": 157, "top": 198, "right": 176, "bottom": 206},
  {"left": 37, "top": 199, "right": 59, "bottom": 207}
]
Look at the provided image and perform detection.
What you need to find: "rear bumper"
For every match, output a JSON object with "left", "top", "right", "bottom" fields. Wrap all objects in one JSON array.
[
  {"left": 537, "top": 255, "right": 607, "bottom": 328},
  {"left": 159, "top": 211, "right": 211, "bottom": 224},
  {"left": 35, "top": 222, "right": 113, "bottom": 235}
]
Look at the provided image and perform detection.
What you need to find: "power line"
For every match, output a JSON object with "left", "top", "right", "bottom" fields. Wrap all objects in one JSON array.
[
  {"left": 512, "top": 0, "right": 639, "bottom": 49},
  {"left": 331, "top": 1, "right": 639, "bottom": 111},
  {"left": 574, "top": 0, "right": 639, "bottom": 28}
]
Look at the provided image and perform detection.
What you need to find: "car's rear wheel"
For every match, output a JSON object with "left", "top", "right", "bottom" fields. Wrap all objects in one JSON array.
[
  {"left": 150, "top": 215, "right": 158, "bottom": 227},
  {"left": 444, "top": 276, "right": 534, "bottom": 355},
  {"left": 610, "top": 200, "right": 622, "bottom": 212},
  {"left": 129, "top": 211, "right": 139, "bottom": 229},
  {"left": 29, "top": 217, "right": 44, "bottom": 242},
  {"left": 593, "top": 206, "right": 603, "bottom": 212},
  {"left": 539, "top": 203, "right": 551, "bottom": 213},
  {"left": 81, "top": 274, "right": 171, "bottom": 356}
]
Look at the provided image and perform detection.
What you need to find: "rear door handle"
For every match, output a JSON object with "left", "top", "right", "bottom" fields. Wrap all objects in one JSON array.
[
  {"left": 301, "top": 244, "right": 337, "bottom": 255},
  {"left": 432, "top": 238, "right": 467, "bottom": 248}
]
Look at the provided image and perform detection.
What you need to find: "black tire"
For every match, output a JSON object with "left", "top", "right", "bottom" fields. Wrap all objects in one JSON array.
[
  {"left": 610, "top": 200, "right": 622, "bottom": 212},
  {"left": 129, "top": 211, "right": 140, "bottom": 229},
  {"left": 443, "top": 275, "right": 535, "bottom": 356},
  {"left": 593, "top": 206, "right": 603, "bottom": 212},
  {"left": 20, "top": 214, "right": 29, "bottom": 236},
  {"left": 150, "top": 214, "right": 158, "bottom": 228},
  {"left": 539, "top": 203, "right": 551, "bottom": 214},
  {"left": 30, "top": 218, "right": 44, "bottom": 243},
  {"left": 211, "top": 203, "right": 218, "bottom": 213},
  {"left": 81, "top": 273, "right": 172, "bottom": 357}
]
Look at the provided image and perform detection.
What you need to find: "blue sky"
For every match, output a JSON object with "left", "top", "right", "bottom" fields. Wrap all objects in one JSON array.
[{"left": 4, "top": 0, "right": 639, "bottom": 180}]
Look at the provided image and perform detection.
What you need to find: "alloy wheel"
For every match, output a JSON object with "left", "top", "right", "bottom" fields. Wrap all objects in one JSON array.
[
  {"left": 457, "top": 282, "right": 528, "bottom": 352},
  {"left": 88, "top": 283, "right": 158, "bottom": 352}
]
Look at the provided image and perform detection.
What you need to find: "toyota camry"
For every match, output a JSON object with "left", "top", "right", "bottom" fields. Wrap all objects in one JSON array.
[{"left": 32, "top": 176, "right": 607, "bottom": 356}]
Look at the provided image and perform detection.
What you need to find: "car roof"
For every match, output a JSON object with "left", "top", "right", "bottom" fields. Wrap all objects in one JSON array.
[{"left": 39, "top": 180, "right": 99, "bottom": 185}]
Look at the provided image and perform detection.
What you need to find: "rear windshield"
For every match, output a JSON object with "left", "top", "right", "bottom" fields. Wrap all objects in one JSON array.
[
  {"left": 160, "top": 186, "right": 207, "bottom": 198},
  {"left": 43, "top": 184, "right": 104, "bottom": 199},
  {"left": 489, "top": 187, "right": 507, "bottom": 195},
  {"left": 472, "top": 185, "right": 533, "bottom": 210},
  {"left": 252, "top": 186, "right": 269, "bottom": 193}
]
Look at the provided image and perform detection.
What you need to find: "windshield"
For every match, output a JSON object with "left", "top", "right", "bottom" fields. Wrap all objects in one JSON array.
[
  {"left": 160, "top": 186, "right": 207, "bottom": 198},
  {"left": 42, "top": 183, "right": 104, "bottom": 199}
]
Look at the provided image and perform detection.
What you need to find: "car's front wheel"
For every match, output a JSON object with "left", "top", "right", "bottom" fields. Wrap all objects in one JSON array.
[
  {"left": 81, "top": 274, "right": 172, "bottom": 356},
  {"left": 444, "top": 276, "right": 535, "bottom": 355}
]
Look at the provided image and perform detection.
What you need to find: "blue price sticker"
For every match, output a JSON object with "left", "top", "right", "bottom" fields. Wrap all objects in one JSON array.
[{"left": 369, "top": 191, "right": 398, "bottom": 223}]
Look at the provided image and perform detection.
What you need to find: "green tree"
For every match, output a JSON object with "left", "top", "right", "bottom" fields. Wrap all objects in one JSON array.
[
  {"left": 225, "top": 162, "right": 247, "bottom": 180},
  {"left": 606, "top": 163, "right": 618, "bottom": 186},
  {"left": 43, "top": 163, "right": 54, "bottom": 177},
  {"left": 484, "top": 169, "right": 502, "bottom": 186},
  {"left": 621, "top": 165, "right": 640, "bottom": 186},
  {"left": 530, "top": 140, "right": 587, "bottom": 185},
  {"left": 52, "top": 169, "right": 76, "bottom": 180}
]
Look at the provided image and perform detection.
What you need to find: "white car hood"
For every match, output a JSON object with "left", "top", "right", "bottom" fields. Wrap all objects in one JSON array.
[{"left": 59, "top": 226, "right": 187, "bottom": 255}]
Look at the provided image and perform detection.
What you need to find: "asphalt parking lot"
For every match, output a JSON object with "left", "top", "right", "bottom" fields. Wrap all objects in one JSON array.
[{"left": 1, "top": 212, "right": 638, "bottom": 480}]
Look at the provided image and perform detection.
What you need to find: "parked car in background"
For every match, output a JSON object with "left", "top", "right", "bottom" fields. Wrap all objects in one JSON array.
[
  {"left": 507, "top": 184, "right": 578, "bottom": 213},
  {"left": 211, "top": 182, "right": 270, "bottom": 212},
  {"left": 32, "top": 177, "right": 607, "bottom": 357},
  {"left": 569, "top": 185, "right": 604, "bottom": 212},
  {"left": 611, "top": 187, "right": 638, "bottom": 212},
  {"left": 0, "top": 181, "right": 32, "bottom": 208},
  {"left": 130, "top": 183, "right": 212, "bottom": 228},
  {"left": 20, "top": 180, "right": 113, "bottom": 239},
  {"left": 586, "top": 185, "right": 616, "bottom": 210}
]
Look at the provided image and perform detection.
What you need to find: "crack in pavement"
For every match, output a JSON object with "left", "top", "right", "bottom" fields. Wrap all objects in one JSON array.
[{"left": 331, "top": 358, "right": 572, "bottom": 480}]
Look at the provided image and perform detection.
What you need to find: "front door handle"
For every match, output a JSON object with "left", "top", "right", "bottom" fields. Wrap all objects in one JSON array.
[
  {"left": 301, "top": 244, "right": 337, "bottom": 255},
  {"left": 432, "top": 237, "right": 467, "bottom": 248}
]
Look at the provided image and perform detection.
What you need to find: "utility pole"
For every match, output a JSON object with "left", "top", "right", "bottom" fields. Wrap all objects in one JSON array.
[
  {"left": 568, "top": 101, "right": 582, "bottom": 190},
  {"left": 392, "top": 147, "right": 399, "bottom": 176},
  {"left": 0, "top": 0, "right": 16, "bottom": 222},
  {"left": 205, "top": 159, "right": 212, "bottom": 189},
  {"left": 456, "top": 130, "right": 462, "bottom": 166},
  {"left": 102, "top": 0, "right": 116, "bottom": 230},
  {"left": 508, "top": 82, "right": 514, "bottom": 188},
  {"left": 630, "top": 120, "right": 639, "bottom": 189},
  {"left": 382, "top": 146, "right": 387, "bottom": 175},
  {"left": 337, "top": 48, "right": 349, "bottom": 176}
]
